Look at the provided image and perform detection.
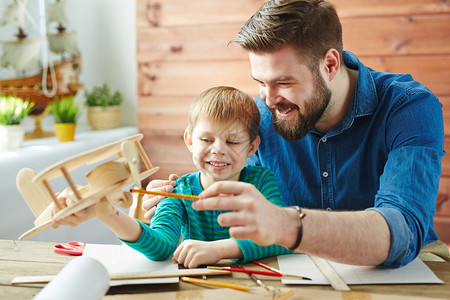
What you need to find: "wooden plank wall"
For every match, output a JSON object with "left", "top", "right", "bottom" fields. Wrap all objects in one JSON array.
[
  {"left": 136, "top": 0, "right": 450, "bottom": 241},
  {"left": 136, "top": 0, "right": 265, "bottom": 181}
]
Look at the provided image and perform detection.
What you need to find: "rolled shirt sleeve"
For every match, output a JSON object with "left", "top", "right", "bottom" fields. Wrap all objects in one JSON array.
[{"left": 370, "top": 146, "right": 443, "bottom": 267}]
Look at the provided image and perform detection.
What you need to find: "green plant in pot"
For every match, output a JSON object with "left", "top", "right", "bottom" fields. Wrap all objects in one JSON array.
[
  {"left": 85, "top": 84, "right": 123, "bottom": 130},
  {"left": 0, "top": 96, "right": 34, "bottom": 150},
  {"left": 50, "top": 96, "right": 80, "bottom": 142}
]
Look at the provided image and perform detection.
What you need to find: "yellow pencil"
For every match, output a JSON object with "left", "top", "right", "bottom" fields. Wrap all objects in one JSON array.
[
  {"left": 129, "top": 189, "right": 199, "bottom": 201},
  {"left": 180, "top": 276, "right": 249, "bottom": 291}
]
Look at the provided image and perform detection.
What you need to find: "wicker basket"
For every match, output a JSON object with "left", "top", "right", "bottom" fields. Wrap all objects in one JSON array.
[{"left": 87, "top": 106, "right": 121, "bottom": 130}]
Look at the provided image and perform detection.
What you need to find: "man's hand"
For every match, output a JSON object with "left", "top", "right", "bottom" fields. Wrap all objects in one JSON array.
[
  {"left": 193, "top": 181, "right": 292, "bottom": 247},
  {"left": 142, "top": 174, "right": 178, "bottom": 220}
]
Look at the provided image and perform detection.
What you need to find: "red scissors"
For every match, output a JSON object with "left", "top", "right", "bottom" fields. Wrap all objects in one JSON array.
[{"left": 53, "top": 241, "right": 85, "bottom": 255}]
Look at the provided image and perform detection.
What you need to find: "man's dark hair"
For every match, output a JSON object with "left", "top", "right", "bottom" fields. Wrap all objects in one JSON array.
[{"left": 231, "top": 0, "right": 343, "bottom": 69}]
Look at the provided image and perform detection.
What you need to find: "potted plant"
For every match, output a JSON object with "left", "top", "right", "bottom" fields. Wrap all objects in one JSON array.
[
  {"left": 84, "top": 84, "right": 123, "bottom": 130},
  {"left": 50, "top": 96, "right": 81, "bottom": 142},
  {"left": 0, "top": 96, "right": 34, "bottom": 150}
]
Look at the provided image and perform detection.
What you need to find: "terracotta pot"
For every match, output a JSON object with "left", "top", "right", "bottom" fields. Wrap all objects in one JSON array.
[
  {"left": 54, "top": 123, "right": 76, "bottom": 142},
  {"left": 0, "top": 124, "right": 25, "bottom": 150},
  {"left": 87, "top": 106, "right": 121, "bottom": 130}
]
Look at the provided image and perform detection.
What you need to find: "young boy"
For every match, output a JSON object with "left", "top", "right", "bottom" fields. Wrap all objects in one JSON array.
[{"left": 56, "top": 86, "right": 291, "bottom": 268}]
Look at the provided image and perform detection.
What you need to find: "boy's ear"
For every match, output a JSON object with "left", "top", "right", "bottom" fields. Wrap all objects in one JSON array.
[
  {"left": 247, "top": 136, "right": 260, "bottom": 157},
  {"left": 184, "top": 129, "right": 193, "bottom": 152}
]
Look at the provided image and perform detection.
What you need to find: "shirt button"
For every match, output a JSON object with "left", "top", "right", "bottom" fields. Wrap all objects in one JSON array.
[
  {"left": 322, "top": 171, "right": 329, "bottom": 178},
  {"left": 321, "top": 137, "right": 327, "bottom": 142}
]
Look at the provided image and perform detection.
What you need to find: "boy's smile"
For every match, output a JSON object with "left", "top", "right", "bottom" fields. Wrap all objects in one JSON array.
[
  {"left": 184, "top": 117, "right": 259, "bottom": 189},
  {"left": 207, "top": 160, "right": 231, "bottom": 170}
]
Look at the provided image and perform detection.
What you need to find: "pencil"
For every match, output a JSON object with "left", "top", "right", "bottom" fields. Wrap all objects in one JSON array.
[
  {"left": 208, "top": 266, "right": 311, "bottom": 280},
  {"left": 208, "top": 266, "right": 281, "bottom": 277},
  {"left": 251, "top": 260, "right": 312, "bottom": 281},
  {"left": 129, "top": 189, "right": 199, "bottom": 201},
  {"left": 180, "top": 276, "right": 249, "bottom": 291},
  {"left": 252, "top": 260, "right": 282, "bottom": 274}
]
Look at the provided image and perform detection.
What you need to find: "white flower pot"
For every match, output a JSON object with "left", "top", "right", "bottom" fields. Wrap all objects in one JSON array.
[{"left": 0, "top": 124, "right": 25, "bottom": 150}]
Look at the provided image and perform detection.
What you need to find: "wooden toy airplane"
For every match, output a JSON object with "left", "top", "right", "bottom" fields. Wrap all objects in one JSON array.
[{"left": 16, "top": 134, "right": 159, "bottom": 240}]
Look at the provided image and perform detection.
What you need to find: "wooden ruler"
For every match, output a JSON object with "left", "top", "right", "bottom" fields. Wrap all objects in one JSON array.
[{"left": 309, "top": 255, "right": 351, "bottom": 291}]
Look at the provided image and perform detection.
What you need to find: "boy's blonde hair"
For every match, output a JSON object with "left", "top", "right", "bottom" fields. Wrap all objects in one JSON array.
[{"left": 187, "top": 86, "right": 260, "bottom": 142}]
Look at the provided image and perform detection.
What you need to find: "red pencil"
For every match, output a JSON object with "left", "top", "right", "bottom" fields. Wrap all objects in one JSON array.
[
  {"left": 251, "top": 260, "right": 282, "bottom": 274},
  {"left": 207, "top": 266, "right": 311, "bottom": 280}
]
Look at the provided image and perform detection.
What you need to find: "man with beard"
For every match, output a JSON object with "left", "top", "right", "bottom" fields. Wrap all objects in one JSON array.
[{"left": 144, "top": 0, "right": 447, "bottom": 267}]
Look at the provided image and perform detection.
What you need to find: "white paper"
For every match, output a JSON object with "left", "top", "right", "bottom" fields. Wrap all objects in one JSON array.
[
  {"left": 82, "top": 243, "right": 179, "bottom": 286},
  {"left": 33, "top": 256, "right": 109, "bottom": 300},
  {"left": 277, "top": 254, "right": 443, "bottom": 285}
]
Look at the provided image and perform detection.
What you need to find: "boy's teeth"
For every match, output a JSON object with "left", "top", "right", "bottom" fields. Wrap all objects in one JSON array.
[{"left": 210, "top": 162, "right": 227, "bottom": 166}]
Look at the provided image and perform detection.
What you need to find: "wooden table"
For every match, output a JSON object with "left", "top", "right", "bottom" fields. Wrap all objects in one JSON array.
[{"left": 1, "top": 239, "right": 449, "bottom": 300}]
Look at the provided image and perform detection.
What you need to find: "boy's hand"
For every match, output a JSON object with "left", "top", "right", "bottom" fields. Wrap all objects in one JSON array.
[
  {"left": 142, "top": 174, "right": 178, "bottom": 220},
  {"left": 172, "top": 240, "right": 224, "bottom": 268},
  {"left": 51, "top": 194, "right": 96, "bottom": 227}
]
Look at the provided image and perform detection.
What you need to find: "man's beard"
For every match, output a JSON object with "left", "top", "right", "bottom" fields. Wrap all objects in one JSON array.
[{"left": 269, "top": 72, "right": 331, "bottom": 141}]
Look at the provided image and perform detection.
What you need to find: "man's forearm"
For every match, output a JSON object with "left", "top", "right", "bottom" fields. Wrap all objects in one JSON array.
[{"left": 280, "top": 208, "right": 390, "bottom": 266}]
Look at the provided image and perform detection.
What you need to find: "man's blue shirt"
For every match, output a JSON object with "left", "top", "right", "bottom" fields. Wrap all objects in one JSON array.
[{"left": 248, "top": 50, "right": 445, "bottom": 267}]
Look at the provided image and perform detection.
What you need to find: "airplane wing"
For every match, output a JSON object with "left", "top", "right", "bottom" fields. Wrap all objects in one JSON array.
[{"left": 32, "top": 134, "right": 144, "bottom": 183}]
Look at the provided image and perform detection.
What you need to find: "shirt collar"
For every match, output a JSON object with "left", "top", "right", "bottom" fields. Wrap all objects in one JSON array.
[
  {"left": 344, "top": 50, "right": 378, "bottom": 117},
  {"left": 320, "top": 50, "right": 378, "bottom": 137}
]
